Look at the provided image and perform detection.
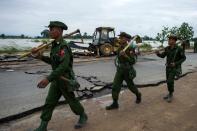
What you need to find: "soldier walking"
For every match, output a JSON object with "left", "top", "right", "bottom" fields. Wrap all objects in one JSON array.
[
  {"left": 155, "top": 35, "right": 186, "bottom": 103},
  {"left": 106, "top": 32, "right": 142, "bottom": 110},
  {"left": 31, "top": 21, "right": 88, "bottom": 131}
]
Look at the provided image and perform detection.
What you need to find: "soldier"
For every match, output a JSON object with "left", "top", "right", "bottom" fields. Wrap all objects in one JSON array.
[
  {"left": 194, "top": 38, "right": 197, "bottom": 53},
  {"left": 181, "top": 40, "right": 186, "bottom": 53},
  {"left": 106, "top": 32, "right": 142, "bottom": 110},
  {"left": 155, "top": 35, "right": 186, "bottom": 103},
  {"left": 32, "top": 21, "right": 88, "bottom": 131}
]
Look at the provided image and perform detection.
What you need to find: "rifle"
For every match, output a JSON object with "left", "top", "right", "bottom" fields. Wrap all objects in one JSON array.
[
  {"left": 18, "top": 29, "right": 82, "bottom": 59},
  {"left": 122, "top": 35, "right": 142, "bottom": 52}
]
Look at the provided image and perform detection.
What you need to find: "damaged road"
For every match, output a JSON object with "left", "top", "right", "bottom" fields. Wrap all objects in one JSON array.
[
  {"left": 0, "top": 53, "right": 197, "bottom": 123},
  {"left": 1, "top": 69, "right": 197, "bottom": 131}
]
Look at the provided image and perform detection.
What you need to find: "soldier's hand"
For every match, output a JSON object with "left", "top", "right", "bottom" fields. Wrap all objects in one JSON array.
[
  {"left": 31, "top": 48, "right": 43, "bottom": 59},
  {"left": 31, "top": 47, "right": 38, "bottom": 54},
  {"left": 120, "top": 51, "right": 127, "bottom": 57},
  {"left": 130, "top": 50, "right": 135, "bottom": 56},
  {"left": 37, "top": 78, "right": 49, "bottom": 88},
  {"left": 155, "top": 50, "right": 159, "bottom": 54},
  {"left": 170, "top": 62, "right": 176, "bottom": 67}
]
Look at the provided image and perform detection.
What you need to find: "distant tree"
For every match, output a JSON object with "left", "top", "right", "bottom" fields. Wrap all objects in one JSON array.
[
  {"left": 143, "top": 35, "right": 149, "bottom": 40},
  {"left": 177, "top": 22, "right": 194, "bottom": 48},
  {"left": 35, "top": 36, "right": 41, "bottom": 39},
  {"left": 21, "top": 34, "right": 25, "bottom": 38},
  {"left": 156, "top": 22, "right": 194, "bottom": 49},
  {"left": 83, "top": 32, "right": 87, "bottom": 37},
  {"left": 169, "top": 26, "right": 179, "bottom": 35},
  {"left": 177, "top": 22, "right": 194, "bottom": 40},
  {"left": 83, "top": 32, "right": 88, "bottom": 38},
  {"left": 143, "top": 35, "right": 154, "bottom": 40},
  {"left": 156, "top": 26, "right": 169, "bottom": 47},
  {"left": 73, "top": 34, "right": 82, "bottom": 39},
  {"left": 41, "top": 29, "right": 50, "bottom": 38},
  {"left": 0, "top": 34, "right": 5, "bottom": 39},
  {"left": 191, "top": 37, "right": 197, "bottom": 41}
]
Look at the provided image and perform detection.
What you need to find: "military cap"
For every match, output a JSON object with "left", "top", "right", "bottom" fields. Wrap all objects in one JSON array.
[
  {"left": 168, "top": 35, "right": 178, "bottom": 41},
  {"left": 118, "top": 32, "right": 132, "bottom": 39},
  {"left": 48, "top": 21, "right": 68, "bottom": 30}
]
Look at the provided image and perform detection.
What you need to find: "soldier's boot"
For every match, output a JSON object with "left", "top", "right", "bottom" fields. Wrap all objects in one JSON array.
[
  {"left": 34, "top": 121, "right": 48, "bottom": 131},
  {"left": 136, "top": 92, "right": 142, "bottom": 104},
  {"left": 166, "top": 93, "right": 173, "bottom": 103},
  {"left": 74, "top": 112, "right": 88, "bottom": 129},
  {"left": 163, "top": 94, "right": 170, "bottom": 100},
  {"left": 106, "top": 100, "right": 119, "bottom": 110}
]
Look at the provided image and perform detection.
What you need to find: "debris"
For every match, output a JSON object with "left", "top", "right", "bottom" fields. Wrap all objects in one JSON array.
[
  {"left": 6, "top": 69, "right": 14, "bottom": 72},
  {"left": 0, "top": 55, "right": 30, "bottom": 62}
]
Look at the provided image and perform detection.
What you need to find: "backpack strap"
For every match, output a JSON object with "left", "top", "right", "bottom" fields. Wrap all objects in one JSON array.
[{"left": 172, "top": 47, "right": 179, "bottom": 63}]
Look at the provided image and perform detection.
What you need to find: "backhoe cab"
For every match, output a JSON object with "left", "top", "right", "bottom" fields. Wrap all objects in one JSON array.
[{"left": 88, "top": 27, "right": 118, "bottom": 56}]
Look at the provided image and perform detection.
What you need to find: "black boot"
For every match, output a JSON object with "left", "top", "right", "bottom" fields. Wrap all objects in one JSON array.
[
  {"left": 166, "top": 93, "right": 173, "bottom": 103},
  {"left": 74, "top": 112, "right": 88, "bottom": 129},
  {"left": 163, "top": 94, "right": 169, "bottom": 100},
  {"left": 136, "top": 92, "right": 142, "bottom": 104},
  {"left": 34, "top": 120, "right": 48, "bottom": 131},
  {"left": 106, "top": 100, "right": 119, "bottom": 110}
]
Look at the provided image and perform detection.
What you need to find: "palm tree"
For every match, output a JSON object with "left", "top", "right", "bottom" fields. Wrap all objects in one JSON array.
[{"left": 41, "top": 29, "right": 49, "bottom": 38}]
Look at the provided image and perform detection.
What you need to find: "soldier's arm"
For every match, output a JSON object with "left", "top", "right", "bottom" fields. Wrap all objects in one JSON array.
[
  {"left": 175, "top": 48, "right": 186, "bottom": 66},
  {"left": 31, "top": 47, "right": 51, "bottom": 64},
  {"left": 156, "top": 48, "right": 167, "bottom": 58},
  {"left": 40, "top": 56, "right": 51, "bottom": 65},
  {"left": 47, "top": 47, "right": 70, "bottom": 82},
  {"left": 125, "top": 50, "right": 136, "bottom": 65},
  {"left": 126, "top": 56, "right": 136, "bottom": 64}
]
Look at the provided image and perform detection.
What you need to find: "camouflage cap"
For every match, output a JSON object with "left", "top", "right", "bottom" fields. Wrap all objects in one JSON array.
[
  {"left": 168, "top": 35, "right": 178, "bottom": 41},
  {"left": 118, "top": 32, "right": 132, "bottom": 39},
  {"left": 48, "top": 21, "right": 68, "bottom": 30}
]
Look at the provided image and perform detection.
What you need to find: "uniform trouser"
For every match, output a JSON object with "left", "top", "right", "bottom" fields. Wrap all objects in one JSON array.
[
  {"left": 112, "top": 68, "right": 140, "bottom": 101},
  {"left": 166, "top": 67, "right": 176, "bottom": 93},
  {"left": 40, "top": 80, "right": 84, "bottom": 122},
  {"left": 194, "top": 43, "right": 197, "bottom": 53}
]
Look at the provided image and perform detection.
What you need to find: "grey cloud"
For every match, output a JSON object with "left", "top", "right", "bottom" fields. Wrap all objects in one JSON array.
[{"left": 0, "top": 0, "right": 196, "bottom": 37}]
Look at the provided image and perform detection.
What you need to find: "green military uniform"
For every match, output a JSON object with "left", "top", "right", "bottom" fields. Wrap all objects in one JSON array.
[
  {"left": 157, "top": 45, "right": 186, "bottom": 96},
  {"left": 106, "top": 32, "right": 141, "bottom": 110},
  {"left": 194, "top": 39, "right": 197, "bottom": 53},
  {"left": 40, "top": 38, "right": 84, "bottom": 121},
  {"left": 35, "top": 21, "right": 87, "bottom": 131},
  {"left": 112, "top": 46, "right": 140, "bottom": 99}
]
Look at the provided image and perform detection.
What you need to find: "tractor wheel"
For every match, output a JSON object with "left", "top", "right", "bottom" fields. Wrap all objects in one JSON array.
[{"left": 100, "top": 43, "right": 113, "bottom": 56}]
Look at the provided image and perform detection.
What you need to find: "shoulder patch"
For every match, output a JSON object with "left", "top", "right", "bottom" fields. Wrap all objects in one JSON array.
[{"left": 58, "top": 49, "right": 65, "bottom": 57}]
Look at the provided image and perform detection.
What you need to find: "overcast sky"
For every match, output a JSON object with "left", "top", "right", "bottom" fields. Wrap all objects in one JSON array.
[{"left": 0, "top": 0, "right": 197, "bottom": 37}]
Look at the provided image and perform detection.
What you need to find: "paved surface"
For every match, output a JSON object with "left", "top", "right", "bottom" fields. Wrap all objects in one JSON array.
[
  {"left": 1, "top": 70, "right": 197, "bottom": 131},
  {"left": 0, "top": 53, "right": 197, "bottom": 119}
]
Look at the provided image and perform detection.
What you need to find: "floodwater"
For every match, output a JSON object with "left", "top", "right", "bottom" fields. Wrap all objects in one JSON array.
[{"left": 0, "top": 39, "right": 91, "bottom": 50}]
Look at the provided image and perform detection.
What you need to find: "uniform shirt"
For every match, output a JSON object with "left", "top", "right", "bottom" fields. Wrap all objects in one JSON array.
[
  {"left": 157, "top": 45, "right": 186, "bottom": 67},
  {"left": 41, "top": 38, "right": 73, "bottom": 82},
  {"left": 117, "top": 44, "right": 136, "bottom": 66}
]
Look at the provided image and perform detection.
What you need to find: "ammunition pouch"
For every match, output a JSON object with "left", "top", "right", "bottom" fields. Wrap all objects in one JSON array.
[
  {"left": 63, "top": 70, "right": 80, "bottom": 92},
  {"left": 129, "top": 67, "right": 136, "bottom": 79}
]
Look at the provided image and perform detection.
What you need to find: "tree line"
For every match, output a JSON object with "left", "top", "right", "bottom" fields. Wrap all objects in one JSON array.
[
  {"left": 156, "top": 22, "right": 194, "bottom": 46},
  {"left": 0, "top": 34, "right": 31, "bottom": 39},
  {"left": 0, "top": 22, "right": 195, "bottom": 41}
]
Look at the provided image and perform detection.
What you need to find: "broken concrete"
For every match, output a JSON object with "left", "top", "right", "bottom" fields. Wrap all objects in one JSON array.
[
  {"left": 0, "top": 53, "right": 197, "bottom": 123},
  {"left": 1, "top": 71, "right": 197, "bottom": 131}
]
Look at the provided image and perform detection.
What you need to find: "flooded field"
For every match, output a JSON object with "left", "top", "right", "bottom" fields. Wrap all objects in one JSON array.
[
  {"left": 0, "top": 38, "right": 167, "bottom": 52},
  {"left": 0, "top": 38, "right": 195, "bottom": 53},
  {"left": 0, "top": 38, "right": 89, "bottom": 48}
]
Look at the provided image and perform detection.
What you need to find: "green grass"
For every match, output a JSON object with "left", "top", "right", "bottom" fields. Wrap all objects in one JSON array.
[
  {"left": 0, "top": 46, "right": 31, "bottom": 54},
  {"left": 140, "top": 43, "right": 152, "bottom": 51},
  {"left": 31, "top": 39, "right": 50, "bottom": 43}
]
